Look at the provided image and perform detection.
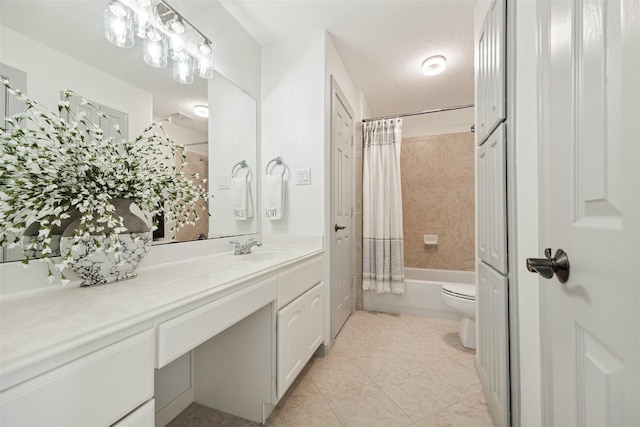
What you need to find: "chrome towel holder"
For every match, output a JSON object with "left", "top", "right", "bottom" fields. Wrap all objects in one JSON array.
[
  {"left": 231, "top": 160, "right": 252, "bottom": 181},
  {"left": 265, "top": 157, "right": 286, "bottom": 176}
]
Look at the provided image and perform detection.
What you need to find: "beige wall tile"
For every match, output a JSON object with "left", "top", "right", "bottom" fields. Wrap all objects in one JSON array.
[{"left": 400, "top": 132, "right": 475, "bottom": 271}]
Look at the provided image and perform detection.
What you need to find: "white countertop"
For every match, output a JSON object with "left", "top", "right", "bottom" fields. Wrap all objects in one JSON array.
[{"left": 0, "top": 244, "right": 324, "bottom": 384}]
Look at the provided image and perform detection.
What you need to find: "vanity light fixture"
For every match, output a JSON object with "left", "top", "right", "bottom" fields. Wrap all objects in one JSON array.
[
  {"left": 104, "top": 0, "right": 214, "bottom": 85},
  {"left": 422, "top": 55, "right": 446, "bottom": 76},
  {"left": 193, "top": 104, "right": 209, "bottom": 118}
]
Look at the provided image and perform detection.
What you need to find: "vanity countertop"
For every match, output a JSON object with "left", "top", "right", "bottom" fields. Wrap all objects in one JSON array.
[{"left": 0, "top": 245, "right": 324, "bottom": 382}]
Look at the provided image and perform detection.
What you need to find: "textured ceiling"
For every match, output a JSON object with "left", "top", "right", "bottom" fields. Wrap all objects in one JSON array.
[{"left": 220, "top": 0, "right": 476, "bottom": 117}]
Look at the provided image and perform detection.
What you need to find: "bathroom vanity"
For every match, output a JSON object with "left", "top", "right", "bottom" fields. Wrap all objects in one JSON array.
[{"left": 0, "top": 243, "right": 325, "bottom": 426}]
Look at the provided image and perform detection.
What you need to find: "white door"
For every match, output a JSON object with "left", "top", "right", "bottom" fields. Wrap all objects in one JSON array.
[
  {"left": 331, "top": 78, "right": 354, "bottom": 339},
  {"left": 536, "top": 1, "right": 639, "bottom": 425}
]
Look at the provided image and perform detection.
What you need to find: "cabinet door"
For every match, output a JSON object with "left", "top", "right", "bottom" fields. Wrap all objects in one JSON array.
[
  {"left": 277, "top": 294, "right": 306, "bottom": 398},
  {"left": 477, "top": 124, "right": 507, "bottom": 274},
  {"left": 304, "top": 282, "right": 325, "bottom": 360},
  {"left": 476, "top": 261, "right": 509, "bottom": 427},
  {"left": 476, "top": 0, "right": 506, "bottom": 145},
  {"left": 0, "top": 330, "right": 154, "bottom": 427}
]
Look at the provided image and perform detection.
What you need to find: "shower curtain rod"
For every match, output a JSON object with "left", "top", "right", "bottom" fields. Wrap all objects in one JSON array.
[{"left": 361, "top": 103, "right": 474, "bottom": 123}]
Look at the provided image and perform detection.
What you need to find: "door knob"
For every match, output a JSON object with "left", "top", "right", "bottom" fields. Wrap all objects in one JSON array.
[
  {"left": 526, "top": 248, "right": 570, "bottom": 283},
  {"left": 334, "top": 224, "right": 347, "bottom": 232}
]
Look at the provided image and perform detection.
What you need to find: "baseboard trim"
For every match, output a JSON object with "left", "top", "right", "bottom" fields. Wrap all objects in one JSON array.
[{"left": 155, "top": 387, "right": 194, "bottom": 427}]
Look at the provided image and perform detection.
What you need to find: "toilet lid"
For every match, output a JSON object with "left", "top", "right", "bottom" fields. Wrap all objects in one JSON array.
[{"left": 442, "top": 283, "right": 476, "bottom": 300}]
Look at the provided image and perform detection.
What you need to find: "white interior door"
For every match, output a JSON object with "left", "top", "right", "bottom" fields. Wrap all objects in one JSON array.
[
  {"left": 536, "top": 1, "right": 639, "bottom": 425},
  {"left": 330, "top": 78, "right": 354, "bottom": 339}
]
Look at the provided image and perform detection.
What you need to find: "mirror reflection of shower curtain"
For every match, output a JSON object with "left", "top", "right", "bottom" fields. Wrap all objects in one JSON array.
[{"left": 362, "top": 118, "right": 405, "bottom": 294}]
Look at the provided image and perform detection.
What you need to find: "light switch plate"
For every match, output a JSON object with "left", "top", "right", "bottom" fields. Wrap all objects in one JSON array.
[
  {"left": 296, "top": 168, "right": 311, "bottom": 185},
  {"left": 217, "top": 174, "right": 231, "bottom": 190}
]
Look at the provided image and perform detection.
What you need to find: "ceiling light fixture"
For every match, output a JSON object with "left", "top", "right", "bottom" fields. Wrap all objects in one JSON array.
[
  {"left": 105, "top": 0, "right": 214, "bottom": 85},
  {"left": 193, "top": 104, "right": 209, "bottom": 118},
  {"left": 422, "top": 55, "right": 446, "bottom": 76}
]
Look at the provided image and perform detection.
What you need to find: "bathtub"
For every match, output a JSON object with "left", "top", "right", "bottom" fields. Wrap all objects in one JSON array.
[{"left": 362, "top": 267, "right": 475, "bottom": 320}]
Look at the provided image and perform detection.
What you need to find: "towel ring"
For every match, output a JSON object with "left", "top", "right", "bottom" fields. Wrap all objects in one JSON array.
[
  {"left": 231, "top": 160, "right": 252, "bottom": 181},
  {"left": 265, "top": 157, "right": 286, "bottom": 176}
]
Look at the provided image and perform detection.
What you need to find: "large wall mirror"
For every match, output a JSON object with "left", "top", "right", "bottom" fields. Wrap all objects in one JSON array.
[{"left": 0, "top": 1, "right": 258, "bottom": 262}]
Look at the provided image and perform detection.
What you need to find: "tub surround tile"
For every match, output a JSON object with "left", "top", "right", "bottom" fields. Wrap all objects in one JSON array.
[{"left": 399, "top": 131, "right": 475, "bottom": 271}]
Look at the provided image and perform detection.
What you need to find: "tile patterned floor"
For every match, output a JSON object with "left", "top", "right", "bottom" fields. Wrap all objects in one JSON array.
[{"left": 167, "top": 310, "right": 495, "bottom": 427}]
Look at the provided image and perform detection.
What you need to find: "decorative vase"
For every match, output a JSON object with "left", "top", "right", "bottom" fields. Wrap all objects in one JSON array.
[
  {"left": 60, "top": 199, "right": 152, "bottom": 287},
  {"left": 21, "top": 214, "right": 78, "bottom": 260}
]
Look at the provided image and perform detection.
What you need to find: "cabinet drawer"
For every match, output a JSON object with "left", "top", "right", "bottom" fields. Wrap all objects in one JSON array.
[
  {"left": 157, "top": 276, "right": 277, "bottom": 368},
  {"left": 0, "top": 329, "right": 154, "bottom": 427},
  {"left": 278, "top": 256, "right": 324, "bottom": 309}
]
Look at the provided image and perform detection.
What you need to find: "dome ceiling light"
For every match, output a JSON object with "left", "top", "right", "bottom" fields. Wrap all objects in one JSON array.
[
  {"left": 422, "top": 55, "right": 446, "bottom": 76},
  {"left": 193, "top": 104, "right": 209, "bottom": 118}
]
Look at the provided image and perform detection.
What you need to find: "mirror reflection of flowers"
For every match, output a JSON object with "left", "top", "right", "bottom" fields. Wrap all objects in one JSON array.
[{"left": 0, "top": 80, "right": 209, "bottom": 282}]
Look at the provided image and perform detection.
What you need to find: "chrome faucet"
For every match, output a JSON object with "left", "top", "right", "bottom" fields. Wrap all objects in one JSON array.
[{"left": 230, "top": 238, "right": 262, "bottom": 255}]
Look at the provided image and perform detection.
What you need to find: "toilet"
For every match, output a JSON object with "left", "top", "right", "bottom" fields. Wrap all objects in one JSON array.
[{"left": 441, "top": 283, "right": 476, "bottom": 349}]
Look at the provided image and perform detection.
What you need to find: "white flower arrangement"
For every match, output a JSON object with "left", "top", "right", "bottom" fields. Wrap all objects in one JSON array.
[{"left": 0, "top": 80, "right": 208, "bottom": 280}]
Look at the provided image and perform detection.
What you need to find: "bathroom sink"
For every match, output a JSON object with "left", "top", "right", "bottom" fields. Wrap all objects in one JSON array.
[{"left": 234, "top": 248, "right": 298, "bottom": 262}]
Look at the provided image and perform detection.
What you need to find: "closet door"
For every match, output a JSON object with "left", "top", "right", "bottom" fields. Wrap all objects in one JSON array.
[
  {"left": 476, "top": 0, "right": 506, "bottom": 145},
  {"left": 478, "top": 124, "right": 507, "bottom": 274},
  {"left": 477, "top": 261, "right": 509, "bottom": 427}
]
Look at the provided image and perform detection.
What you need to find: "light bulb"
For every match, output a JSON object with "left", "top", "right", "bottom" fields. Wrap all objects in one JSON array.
[
  {"left": 105, "top": 1, "right": 134, "bottom": 48},
  {"left": 173, "top": 55, "right": 193, "bottom": 84},
  {"left": 134, "top": 6, "right": 153, "bottom": 39},
  {"left": 169, "top": 15, "right": 186, "bottom": 34},
  {"left": 198, "top": 40, "right": 212, "bottom": 56},
  {"left": 108, "top": 0, "right": 127, "bottom": 17},
  {"left": 144, "top": 31, "right": 167, "bottom": 68},
  {"left": 195, "top": 50, "right": 214, "bottom": 79}
]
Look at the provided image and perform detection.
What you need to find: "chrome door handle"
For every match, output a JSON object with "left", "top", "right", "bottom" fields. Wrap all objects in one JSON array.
[
  {"left": 334, "top": 224, "right": 347, "bottom": 232},
  {"left": 526, "top": 248, "right": 570, "bottom": 283}
]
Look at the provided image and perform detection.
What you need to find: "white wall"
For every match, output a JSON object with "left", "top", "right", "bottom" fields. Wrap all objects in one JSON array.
[
  {"left": 261, "top": 31, "right": 326, "bottom": 236},
  {"left": 0, "top": 26, "right": 152, "bottom": 137}
]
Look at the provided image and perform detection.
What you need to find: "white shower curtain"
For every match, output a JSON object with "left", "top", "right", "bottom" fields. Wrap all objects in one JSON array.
[{"left": 362, "top": 118, "right": 405, "bottom": 294}]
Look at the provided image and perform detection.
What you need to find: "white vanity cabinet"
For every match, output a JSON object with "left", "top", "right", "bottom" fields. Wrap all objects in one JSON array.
[
  {"left": 0, "top": 329, "right": 155, "bottom": 427},
  {"left": 0, "top": 244, "right": 326, "bottom": 427},
  {"left": 276, "top": 256, "right": 324, "bottom": 399}
]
